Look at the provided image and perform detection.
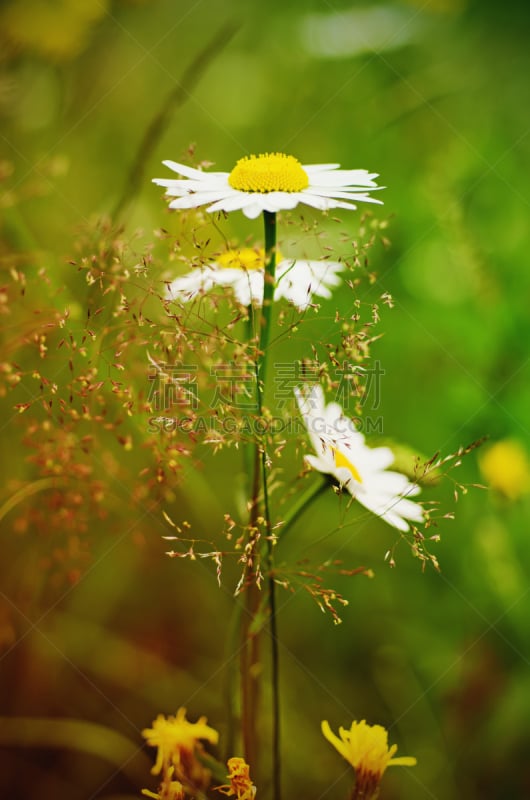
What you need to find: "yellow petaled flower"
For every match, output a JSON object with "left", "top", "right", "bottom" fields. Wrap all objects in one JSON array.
[
  {"left": 166, "top": 247, "right": 344, "bottom": 310},
  {"left": 142, "top": 775, "right": 185, "bottom": 800},
  {"left": 142, "top": 708, "right": 219, "bottom": 790},
  {"left": 153, "top": 152, "right": 383, "bottom": 219},
  {"left": 322, "top": 720, "right": 416, "bottom": 799},
  {"left": 215, "top": 757, "right": 256, "bottom": 800},
  {"left": 479, "top": 439, "right": 530, "bottom": 501}
]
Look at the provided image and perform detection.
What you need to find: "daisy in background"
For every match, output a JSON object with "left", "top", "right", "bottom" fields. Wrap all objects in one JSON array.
[
  {"left": 294, "top": 384, "right": 424, "bottom": 531},
  {"left": 153, "top": 152, "right": 383, "bottom": 219},
  {"left": 166, "top": 247, "right": 344, "bottom": 311}
]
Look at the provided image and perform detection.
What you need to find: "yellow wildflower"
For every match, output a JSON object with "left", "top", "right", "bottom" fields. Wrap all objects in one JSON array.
[
  {"left": 215, "top": 757, "right": 256, "bottom": 800},
  {"left": 142, "top": 771, "right": 185, "bottom": 800},
  {"left": 322, "top": 719, "right": 416, "bottom": 799},
  {"left": 479, "top": 439, "right": 530, "bottom": 501},
  {"left": 142, "top": 708, "right": 219, "bottom": 793}
]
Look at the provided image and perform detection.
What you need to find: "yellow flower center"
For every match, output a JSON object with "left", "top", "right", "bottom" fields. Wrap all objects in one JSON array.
[
  {"left": 228, "top": 153, "right": 309, "bottom": 193},
  {"left": 333, "top": 447, "right": 363, "bottom": 484},
  {"left": 216, "top": 248, "right": 265, "bottom": 270},
  {"left": 216, "top": 247, "right": 284, "bottom": 271}
]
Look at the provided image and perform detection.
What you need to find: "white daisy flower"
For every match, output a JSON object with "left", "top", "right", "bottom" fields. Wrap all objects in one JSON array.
[
  {"left": 294, "top": 384, "right": 424, "bottom": 531},
  {"left": 153, "top": 152, "right": 383, "bottom": 219},
  {"left": 166, "top": 248, "right": 344, "bottom": 310},
  {"left": 274, "top": 257, "right": 342, "bottom": 309}
]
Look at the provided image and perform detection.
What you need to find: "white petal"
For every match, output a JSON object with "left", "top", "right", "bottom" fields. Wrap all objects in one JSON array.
[
  {"left": 161, "top": 184, "right": 230, "bottom": 198},
  {"left": 305, "top": 453, "right": 332, "bottom": 473},
  {"left": 232, "top": 272, "right": 264, "bottom": 305},
  {"left": 260, "top": 192, "right": 302, "bottom": 212},
  {"left": 378, "top": 509, "right": 411, "bottom": 532},
  {"left": 241, "top": 202, "right": 265, "bottom": 219},
  {"left": 363, "top": 446, "right": 395, "bottom": 470},
  {"left": 353, "top": 491, "right": 405, "bottom": 529},
  {"left": 367, "top": 471, "right": 414, "bottom": 494},
  {"left": 308, "top": 169, "right": 380, "bottom": 187},
  {"left": 167, "top": 270, "right": 214, "bottom": 300},
  {"left": 295, "top": 384, "right": 325, "bottom": 416},
  {"left": 169, "top": 194, "right": 231, "bottom": 210},
  {"left": 154, "top": 177, "right": 228, "bottom": 190},
  {"left": 337, "top": 194, "right": 384, "bottom": 206},
  {"left": 303, "top": 163, "right": 342, "bottom": 173},
  {"left": 275, "top": 263, "right": 313, "bottom": 308},
  {"left": 323, "top": 402, "right": 346, "bottom": 428},
  {"left": 295, "top": 194, "right": 336, "bottom": 211},
  {"left": 312, "top": 285, "right": 332, "bottom": 300},
  {"left": 391, "top": 496, "right": 424, "bottom": 521},
  {"left": 304, "top": 187, "right": 383, "bottom": 201},
  {"left": 206, "top": 193, "right": 251, "bottom": 213},
  {"left": 162, "top": 160, "right": 229, "bottom": 181}
]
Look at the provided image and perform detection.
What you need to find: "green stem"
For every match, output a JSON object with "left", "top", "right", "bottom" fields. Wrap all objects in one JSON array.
[
  {"left": 241, "top": 210, "right": 279, "bottom": 791},
  {"left": 259, "top": 211, "right": 281, "bottom": 800},
  {"left": 241, "top": 446, "right": 262, "bottom": 770},
  {"left": 258, "top": 210, "right": 277, "bottom": 384},
  {"left": 228, "top": 302, "right": 258, "bottom": 761},
  {"left": 223, "top": 599, "right": 243, "bottom": 762},
  {"left": 276, "top": 477, "right": 330, "bottom": 546},
  {"left": 266, "top": 478, "right": 329, "bottom": 792},
  {"left": 242, "top": 309, "right": 256, "bottom": 490},
  {"left": 266, "top": 506, "right": 281, "bottom": 800}
]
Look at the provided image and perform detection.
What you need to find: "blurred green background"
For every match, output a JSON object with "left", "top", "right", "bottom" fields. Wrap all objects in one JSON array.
[{"left": 1, "top": 0, "right": 530, "bottom": 798}]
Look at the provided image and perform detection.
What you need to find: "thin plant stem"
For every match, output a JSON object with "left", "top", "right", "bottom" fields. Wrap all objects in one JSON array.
[
  {"left": 241, "top": 444, "right": 262, "bottom": 770},
  {"left": 240, "top": 304, "right": 263, "bottom": 772},
  {"left": 222, "top": 599, "right": 243, "bottom": 762},
  {"left": 265, "top": 480, "right": 330, "bottom": 800},
  {"left": 276, "top": 477, "right": 330, "bottom": 546},
  {"left": 112, "top": 21, "right": 238, "bottom": 221},
  {"left": 242, "top": 309, "right": 256, "bottom": 491},
  {"left": 262, "top": 451, "right": 281, "bottom": 800},
  {"left": 240, "top": 211, "right": 280, "bottom": 792},
  {"left": 258, "top": 211, "right": 277, "bottom": 381},
  {"left": 259, "top": 211, "right": 282, "bottom": 800}
]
